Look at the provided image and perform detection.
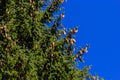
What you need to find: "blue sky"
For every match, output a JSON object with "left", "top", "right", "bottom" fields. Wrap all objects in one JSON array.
[{"left": 62, "top": 0, "right": 120, "bottom": 80}]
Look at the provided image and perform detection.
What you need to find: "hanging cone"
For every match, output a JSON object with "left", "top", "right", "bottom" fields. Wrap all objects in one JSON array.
[{"left": 50, "top": 42, "right": 55, "bottom": 49}]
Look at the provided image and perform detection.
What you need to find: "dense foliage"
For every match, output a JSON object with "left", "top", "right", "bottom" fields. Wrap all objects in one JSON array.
[{"left": 0, "top": 0, "right": 103, "bottom": 80}]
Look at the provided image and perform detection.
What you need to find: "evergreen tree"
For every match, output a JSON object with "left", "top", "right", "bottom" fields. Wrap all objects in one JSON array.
[{"left": 0, "top": 0, "right": 103, "bottom": 80}]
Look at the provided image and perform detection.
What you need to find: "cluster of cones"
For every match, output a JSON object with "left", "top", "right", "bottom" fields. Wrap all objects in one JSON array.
[{"left": 74, "top": 44, "right": 89, "bottom": 62}]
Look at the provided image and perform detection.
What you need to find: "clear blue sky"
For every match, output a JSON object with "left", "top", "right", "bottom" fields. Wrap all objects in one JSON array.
[{"left": 62, "top": 0, "right": 120, "bottom": 80}]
